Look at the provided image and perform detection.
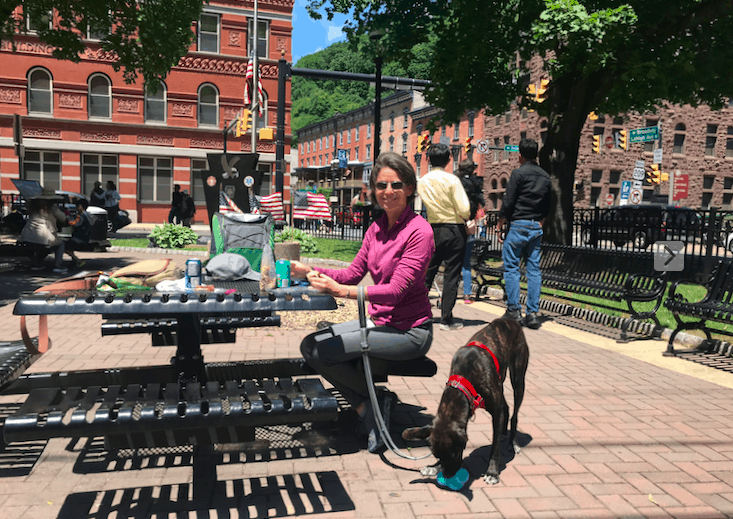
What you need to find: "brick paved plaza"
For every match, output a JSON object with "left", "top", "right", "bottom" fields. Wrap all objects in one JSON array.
[{"left": 0, "top": 250, "right": 732, "bottom": 518}]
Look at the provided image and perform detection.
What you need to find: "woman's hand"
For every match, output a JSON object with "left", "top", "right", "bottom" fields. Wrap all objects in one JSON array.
[
  {"left": 307, "top": 271, "right": 348, "bottom": 298},
  {"left": 289, "top": 260, "right": 311, "bottom": 279}
]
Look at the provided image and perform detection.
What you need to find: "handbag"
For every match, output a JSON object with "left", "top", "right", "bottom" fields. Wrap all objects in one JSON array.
[{"left": 465, "top": 218, "right": 477, "bottom": 235}]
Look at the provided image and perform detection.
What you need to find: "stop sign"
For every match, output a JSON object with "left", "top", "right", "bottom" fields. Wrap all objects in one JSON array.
[
  {"left": 605, "top": 193, "right": 615, "bottom": 206},
  {"left": 605, "top": 135, "right": 614, "bottom": 149}
]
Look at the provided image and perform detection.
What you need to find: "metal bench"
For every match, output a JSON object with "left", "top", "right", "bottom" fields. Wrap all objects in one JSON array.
[
  {"left": 471, "top": 242, "right": 668, "bottom": 340},
  {"left": 0, "top": 239, "right": 110, "bottom": 260},
  {"left": 664, "top": 259, "right": 733, "bottom": 356},
  {"left": 0, "top": 340, "right": 40, "bottom": 393}
]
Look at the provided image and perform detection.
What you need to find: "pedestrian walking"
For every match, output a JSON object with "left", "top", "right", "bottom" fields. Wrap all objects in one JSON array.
[
  {"left": 457, "top": 159, "right": 485, "bottom": 304},
  {"left": 179, "top": 189, "right": 196, "bottom": 227},
  {"left": 168, "top": 184, "right": 183, "bottom": 224},
  {"left": 495, "top": 138, "right": 552, "bottom": 329},
  {"left": 417, "top": 143, "right": 471, "bottom": 331},
  {"left": 90, "top": 181, "right": 105, "bottom": 208},
  {"left": 104, "top": 180, "right": 121, "bottom": 231}
]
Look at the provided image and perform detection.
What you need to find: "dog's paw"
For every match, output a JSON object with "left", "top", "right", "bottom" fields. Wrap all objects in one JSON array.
[
  {"left": 513, "top": 442, "right": 521, "bottom": 454},
  {"left": 483, "top": 473, "right": 500, "bottom": 485},
  {"left": 420, "top": 465, "right": 441, "bottom": 477}
]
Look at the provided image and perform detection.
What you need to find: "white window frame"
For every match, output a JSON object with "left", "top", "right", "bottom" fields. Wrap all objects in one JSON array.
[
  {"left": 88, "top": 73, "right": 111, "bottom": 120},
  {"left": 138, "top": 156, "right": 173, "bottom": 202},
  {"left": 403, "top": 108, "right": 409, "bottom": 129},
  {"left": 26, "top": 9, "right": 52, "bottom": 33},
  {"left": 468, "top": 111, "right": 475, "bottom": 138},
  {"left": 144, "top": 81, "right": 167, "bottom": 124},
  {"left": 367, "top": 123, "right": 372, "bottom": 139},
  {"left": 248, "top": 19, "right": 268, "bottom": 58},
  {"left": 198, "top": 13, "right": 220, "bottom": 53},
  {"left": 82, "top": 153, "right": 119, "bottom": 196},
  {"left": 28, "top": 67, "right": 53, "bottom": 115},
  {"left": 366, "top": 143, "right": 371, "bottom": 161},
  {"left": 390, "top": 112, "right": 395, "bottom": 132},
  {"left": 23, "top": 150, "right": 61, "bottom": 190},
  {"left": 197, "top": 83, "right": 219, "bottom": 127}
]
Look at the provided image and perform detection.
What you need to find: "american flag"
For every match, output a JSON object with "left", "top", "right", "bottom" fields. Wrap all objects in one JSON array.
[
  {"left": 259, "top": 192, "right": 285, "bottom": 221},
  {"left": 244, "top": 56, "right": 264, "bottom": 116},
  {"left": 292, "top": 192, "right": 331, "bottom": 221},
  {"left": 218, "top": 190, "right": 243, "bottom": 214}
]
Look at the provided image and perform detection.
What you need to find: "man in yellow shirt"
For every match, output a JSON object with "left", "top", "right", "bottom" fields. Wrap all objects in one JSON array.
[{"left": 417, "top": 143, "right": 471, "bottom": 330}]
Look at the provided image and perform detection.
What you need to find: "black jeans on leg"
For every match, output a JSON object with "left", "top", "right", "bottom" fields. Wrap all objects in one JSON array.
[{"left": 425, "top": 224, "right": 467, "bottom": 325}]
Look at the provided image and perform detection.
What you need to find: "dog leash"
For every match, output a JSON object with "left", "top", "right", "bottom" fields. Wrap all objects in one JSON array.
[{"left": 358, "top": 285, "right": 432, "bottom": 461}]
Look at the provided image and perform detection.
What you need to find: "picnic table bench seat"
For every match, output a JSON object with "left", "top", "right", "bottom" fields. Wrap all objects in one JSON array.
[
  {"left": 0, "top": 340, "right": 40, "bottom": 393},
  {"left": 0, "top": 239, "right": 110, "bottom": 259},
  {"left": 663, "top": 259, "right": 733, "bottom": 355}
]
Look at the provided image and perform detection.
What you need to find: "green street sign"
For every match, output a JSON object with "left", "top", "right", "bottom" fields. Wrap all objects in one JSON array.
[
  {"left": 629, "top": 126, "right": 659, "bottom": 143},
  {"left": 504, "top": 145, "right": 519, "bottom": 152}
]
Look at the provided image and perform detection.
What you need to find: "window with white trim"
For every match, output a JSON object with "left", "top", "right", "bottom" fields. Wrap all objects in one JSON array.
[
  {"left": 673, "top": 123, "right": 686, "bottom": 154},
  {"left": 82, "top": 154, "right": 118, "bottom": 196},
  {"left": 24, "top": 150, "right": 60, "bottom": 190},
  {"left": 88, "top": 74, "right": 111, "bottom": 119},
  {"left": 198, "top": 84, "right": 218, "bottom": 127},
  {"left": 138, "top": 157, "right": 172, "bottom": 202},
  {"left": 390, "top": 112, "right": 394, "bottom": 132},
  {"left": 705, "top": 124, "right": 718, "bottom": 157},
  {"left": 28, "top": 68, "right": 52, "bottom": 114},
  {"left": 26, "top": 9, "right": 52, "bottom": 32},
  {"left": 468, "top": 111, "right": 475, "bottom": 137},
  {"left": 191, "top": 159, "right": 208, "bottom": 204},
  {"left": 403, "top": 108, "right": 409, "bottom": 128},
  {"left": 248, "top": 19, "right": 268, "bottom": 58},
  {"left": 144, "top": 81, "right": 166, "bottom": 123},
  {"left": 198, "top": 14, "right": 219, "bottom": 53}
]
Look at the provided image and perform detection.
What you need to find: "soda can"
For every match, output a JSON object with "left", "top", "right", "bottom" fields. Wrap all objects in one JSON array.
[
  {"left": 186, "top": 258, "right": 202, "bottom": 287},
  {"left": 276, "top": 259, "right": 291, "bottom": 288}
]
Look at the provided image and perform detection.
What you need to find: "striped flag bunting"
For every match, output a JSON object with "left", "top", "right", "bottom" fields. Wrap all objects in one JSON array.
[
  {"left": 244, "top": 56, "right": 264, "bottom": 116},
  {"left": 218, "top": 190, "right": 243, "bottom": 214},
  {"left": 259, "top": 192, "right": 285, "bottom": 220},
  {"left": 292, "top": 192, "right": 331, "bottom": 220}
]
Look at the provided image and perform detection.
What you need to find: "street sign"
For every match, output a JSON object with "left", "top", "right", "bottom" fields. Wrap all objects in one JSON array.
[
  {"left": 620, "top": 180, "right": 631, "bottom": 199},
  {"left": 633, "top": 168, "right": 646, "bottom": 181},
  {"left": 605, "top": 135, "right": 614, "bottom": 149},
  {"left": 629, "top": 188, "right": 643, "bottom": 205},
  {"left": 605, "top": 193, "right": 615, "bottom": 206},
  {"left": 632, "top": 180, "right": 643, "bottom": 188},
  {"left": 629, "top": 126, "right": 659, "bottom": 143},
  {"left": 673, "top": 173, "right": 689, "bottom": 201},
  {"left": 504, "top": 144, "right": 519, "bottom": 152},
  {"left": 653, "top": 148, "right": 663, "bottom": 164},
  {"left": 338, "top": 149, "right": 348, "bottom": 168},
  {"left": 476, "top": 139, "right": 489, "bottom": 154}
]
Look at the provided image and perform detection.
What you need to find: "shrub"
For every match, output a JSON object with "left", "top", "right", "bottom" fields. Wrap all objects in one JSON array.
[
  {"left": 274, "top": 226, "right": 318, "bottom": 253},
  {"left": 148, "top": 223, "right": 198, "bottom": 249}
]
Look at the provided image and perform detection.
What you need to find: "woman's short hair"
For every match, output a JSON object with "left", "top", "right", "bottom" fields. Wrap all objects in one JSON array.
[
  {"left": 369, "top": 152, "right": 418, "bottom": 205},
  {"left": 458, "top": 159, "right": 477, "bottom": 176},
  {"left": 106, "top": 180, "right": 116, "bottom": 190}
]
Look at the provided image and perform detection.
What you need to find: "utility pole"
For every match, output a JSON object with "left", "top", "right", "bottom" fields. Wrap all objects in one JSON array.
[{"left": 250, "top": 0, "right": 259, "bottom": 154}]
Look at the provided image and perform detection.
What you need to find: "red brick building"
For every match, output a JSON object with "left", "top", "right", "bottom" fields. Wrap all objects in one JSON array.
[{"left": 0, "top": 0, "right": 294, "bottom": 225}]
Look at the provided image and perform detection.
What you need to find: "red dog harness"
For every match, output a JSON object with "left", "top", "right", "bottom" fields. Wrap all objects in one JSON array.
[{"left": 446, "top": 341, "right": 501, "bottom": 416}]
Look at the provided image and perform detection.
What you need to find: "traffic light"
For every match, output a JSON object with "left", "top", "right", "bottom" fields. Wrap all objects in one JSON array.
[
  {"left": 465, "top": 137, "right": 472, "bottom": 153},
  {"left": 235, "top": 109, "right": 252, "bottom": 137},
  {"left": 618, "top": 130, "right": 627, "bottom": 150},
  {"left": 648, "top": 164, "right": 661, "bottom": 184},
  {"left": 661, "top": 171, "right": 669, "bottom": 182},
  {"left": 418, "top": 133, "right": 430, "bottom": 153},
  {"left": 536, "top": 79, "right": 549, "bottom": 103},
  {"left": 592, "top": 134, "right": 601, "bottom": 154}
]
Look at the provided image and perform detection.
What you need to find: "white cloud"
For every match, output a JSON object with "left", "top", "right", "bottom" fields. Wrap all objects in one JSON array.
[{"left": 326, "top": 24, "right": 343, "bottom": 43}]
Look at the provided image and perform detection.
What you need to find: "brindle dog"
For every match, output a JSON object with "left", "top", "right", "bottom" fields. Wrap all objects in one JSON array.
[{"left": 402, "top": 318, "right": 529, "bottom": 485}]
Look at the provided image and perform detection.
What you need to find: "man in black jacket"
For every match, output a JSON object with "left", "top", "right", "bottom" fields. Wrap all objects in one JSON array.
[{"left": 495, "top": 138, "right": 552, "bottom": 329}]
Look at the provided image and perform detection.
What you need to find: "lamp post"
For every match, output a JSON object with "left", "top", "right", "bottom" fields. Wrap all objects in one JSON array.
[
  {"left": 330, "top": 157, "right": 339, "bottom": 205},
  {"left": 369, "top": 29, "right": 385, "bottom": 166}
]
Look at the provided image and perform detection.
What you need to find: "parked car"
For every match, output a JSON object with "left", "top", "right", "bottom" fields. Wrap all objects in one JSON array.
[{"left": 581, "top": 204, "right": 702, "bottom": 249}]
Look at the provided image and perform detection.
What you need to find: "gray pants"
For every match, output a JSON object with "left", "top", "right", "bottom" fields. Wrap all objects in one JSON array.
[{"left": 300, "top": 319, "right": 433, "bottom": 408}]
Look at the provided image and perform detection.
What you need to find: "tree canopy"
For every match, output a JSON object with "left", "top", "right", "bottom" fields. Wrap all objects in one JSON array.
[
  {"left": 0, "top": 0, "right": 204, "bottom": 87},
  {"left": 291, "top": 34, "right": 434, "bottom": 140},
  {"left": 306, "top": 0, "right": 733, "bottom": 242}
]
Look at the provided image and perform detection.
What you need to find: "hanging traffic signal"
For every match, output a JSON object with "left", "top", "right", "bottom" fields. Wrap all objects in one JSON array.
[
  {"left": 418, "top": 133, "right": 430, "bottom": 153},
  {"left": 592, "top": 134, "right": 601, "bottom": 154},
  {"left": 648, "top": 164, "right": 661, "bottom": 184},
  {"left": 465, "top": 137, "right": 472, "bottom": 153},
  {"left": 618, "top": 130, "right": 627, "bottom": 150},
  {"left": 661, "top": 171, "right": 669, "bottom": 182},
  {"left": 536, "top": 79, "right": 549, "bottom": 103},
  {"left": 235, "top": 109, "right": 252, "bottom": 137}
]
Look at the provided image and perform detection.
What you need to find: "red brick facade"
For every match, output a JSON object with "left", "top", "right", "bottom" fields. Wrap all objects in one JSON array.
[{"left": 0, "top": 0, "right": 294, "bottom": 224}]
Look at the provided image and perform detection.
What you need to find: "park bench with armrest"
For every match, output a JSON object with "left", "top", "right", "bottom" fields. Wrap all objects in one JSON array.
[
  {"left": 471, "top": 241, "right": 668, "bottom": 341},
  {"left": 663, "top": 259, "right": 733, "bottom": 356}
]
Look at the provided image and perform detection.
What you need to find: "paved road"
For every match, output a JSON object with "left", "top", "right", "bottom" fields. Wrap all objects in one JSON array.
[{"left": 0, "top": 248, "right": 732, "bottom": 518}]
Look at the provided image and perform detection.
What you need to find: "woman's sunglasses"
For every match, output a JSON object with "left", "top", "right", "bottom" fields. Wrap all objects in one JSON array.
[{"left": 375, "top": 181, "right": 405, "bottom": 191}]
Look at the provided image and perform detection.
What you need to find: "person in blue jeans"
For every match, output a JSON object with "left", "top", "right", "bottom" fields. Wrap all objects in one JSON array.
[{"left": 495, "top": 138, "right": 552, "bottom": 329}]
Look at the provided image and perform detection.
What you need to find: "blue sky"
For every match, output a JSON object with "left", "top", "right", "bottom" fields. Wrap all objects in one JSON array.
[{"left": 291, "top": 0, "right": 348, "bottom": 64}]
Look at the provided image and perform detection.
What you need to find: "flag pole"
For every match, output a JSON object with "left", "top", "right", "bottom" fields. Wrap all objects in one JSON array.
[{"left": 251, "top": 0, "right": 259, "bottom": 153}]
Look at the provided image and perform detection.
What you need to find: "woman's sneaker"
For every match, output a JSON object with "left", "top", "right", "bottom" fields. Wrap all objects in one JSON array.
[{"left": 53, "top": 267, "right": 68, "bottom": 274}]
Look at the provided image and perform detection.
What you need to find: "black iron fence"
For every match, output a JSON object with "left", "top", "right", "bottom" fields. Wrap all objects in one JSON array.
[{"left": 290, "top": 203, "right": 375, "bottom": 241}]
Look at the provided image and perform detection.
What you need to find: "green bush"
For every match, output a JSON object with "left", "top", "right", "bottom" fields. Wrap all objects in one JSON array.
[
  {"left": 275, "top": 226, "right": 319, "bottom": 253},
  {"left": 148, "top": 223, "right": 198, "bottom": 249}
]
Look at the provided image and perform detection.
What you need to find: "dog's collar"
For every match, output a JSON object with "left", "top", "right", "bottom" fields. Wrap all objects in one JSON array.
[
  {"left": 445, "top": 342, "right": 501, "bottom": 416},
  {"left": 467, "top": 341, "right": 501, "bottom": 375},
  {"left": 446, "top": 375, "right": 484, "bottom": 415}
]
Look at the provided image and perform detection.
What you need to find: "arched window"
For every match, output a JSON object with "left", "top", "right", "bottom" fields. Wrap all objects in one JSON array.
[
  {"left": 198, "top": 83, "right": 218, "bottom": 127},
  {"left": 674, "top": 123, "right": 686, "bottom": 154},
  {"left": 28, "top": 68, "right": 52, "bottom": 114},
  {"left": 88, "top": 73, "right": 111, "bottom": 119},
  {"left": 145, "top": 81, "right": 166, "bottom": 123}
]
